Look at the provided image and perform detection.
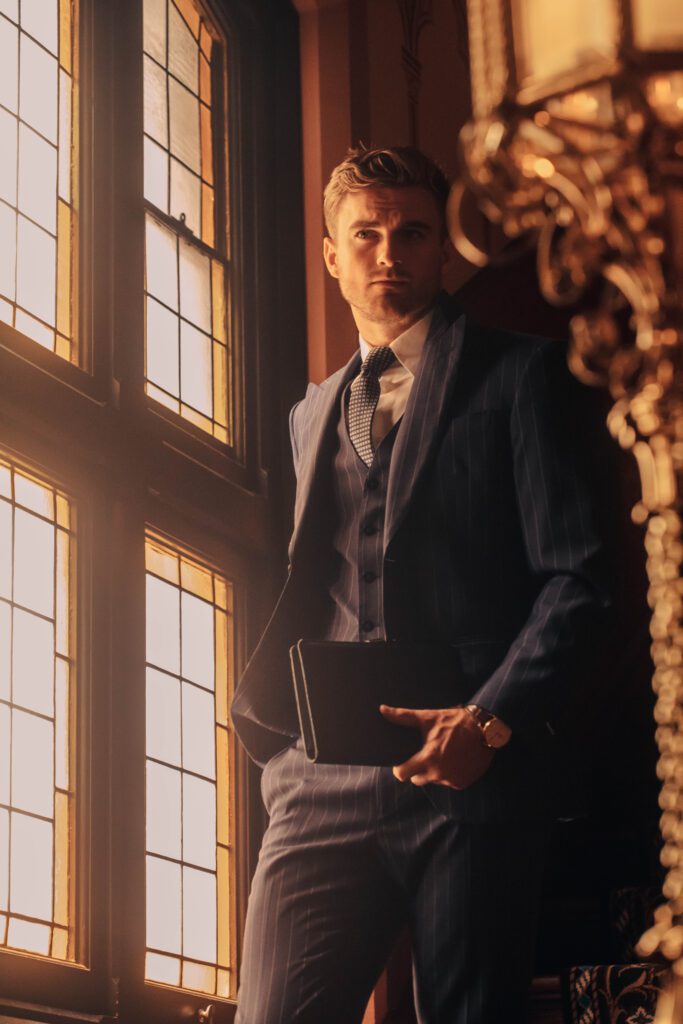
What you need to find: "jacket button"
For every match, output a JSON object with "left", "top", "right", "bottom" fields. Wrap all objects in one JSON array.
[
  {"left": 362, "top": 570, "right": 377, "bottom": 583},
  {"left": 360, "top": 619, "right": 374, "bottom": 632},
  {"left": 363, "top": 523, "right": 377, "bottom": 536}
]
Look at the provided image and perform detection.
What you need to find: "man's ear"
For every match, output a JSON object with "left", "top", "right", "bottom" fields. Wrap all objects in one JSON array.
[{"left": 323, "top": 235, "right": 339, "bottom": 279}]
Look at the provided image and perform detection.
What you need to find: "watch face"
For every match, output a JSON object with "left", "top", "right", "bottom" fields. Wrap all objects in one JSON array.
[{"left": 483, "top": 719, "right": 511, "bottom": 749}]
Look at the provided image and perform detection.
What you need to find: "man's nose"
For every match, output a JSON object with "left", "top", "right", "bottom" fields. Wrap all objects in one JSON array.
[{"left": 377, "top": 236, "right": 402, "bottom": 266}]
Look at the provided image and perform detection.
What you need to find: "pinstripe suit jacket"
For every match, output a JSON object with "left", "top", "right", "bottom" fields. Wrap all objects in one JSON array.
[{"left": 232, "top": 293, "right": 611, "bottom": 819}]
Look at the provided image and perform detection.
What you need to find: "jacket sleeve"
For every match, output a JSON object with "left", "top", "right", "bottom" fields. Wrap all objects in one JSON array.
[
  {"left": 289, "top": 381, "right": 324, "bottom": 480},
  {"left": 471, "top": 340, "right": 613, "bottom": 737}
]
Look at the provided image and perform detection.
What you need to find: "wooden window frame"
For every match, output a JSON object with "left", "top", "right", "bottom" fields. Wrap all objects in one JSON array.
[
  {"left": 0, "top": 0, "right": 306, "bottom": 1022},
  {"left": 143, "top": 1, "right": 237, "bottom": 455}
]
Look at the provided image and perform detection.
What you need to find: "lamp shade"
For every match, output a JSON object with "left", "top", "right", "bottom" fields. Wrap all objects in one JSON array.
[
  {"left": 511, "top": 0, "right": 620, "bottom": 103},
  {"left": 631, "top": 0, "right": 683, "bottom": 52}
]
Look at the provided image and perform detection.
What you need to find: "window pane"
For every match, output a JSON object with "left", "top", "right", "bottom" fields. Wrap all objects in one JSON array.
[
  {"left": 18, "top": 125, "right": 57, "bottom": 233},
  {"left": 143, "top": 54, "right": 168, "bottom": 148},
  {"left": 179, "top": 239, "right": 210, "bottom": 333},
  {"left": 180, "top": 590, "right": 214, "bottom": 688},
  {"left": 146, "top": 951, "right": 181, "bottom": 986},
  {"left": 144, "top": 137, "right": 169, "bottom": 215},
  {"left": 11, "top": 710, "right": 53, "bottom": 817},
  {"left": 12, "top": 607, "right": 54, "bottom": 716},
  {"left": 146, "top": 761, "right": 181, "bottom": 859},
  {"left": 169, "top": 78, "right": 199, "bottom": 174},
  {"left": 182, "top": 866, "right": 216, "bottom": 962},
  {"left": 10, "top": 807, "right": 54, "bottom": 921},
  {"left": 169, "top": 2, "right": 198, "bottom": 93},
  {"left": 7, "top": 918, "right": 51, "bottom": 955},
  {"left": 180, "top": 322, "right": 212, "bottom": 418},
  {"left": 146, "top": 667, "right": 182, "bottom": 766},
  {"left": 21, "top": 0, "right": 59, "bottom": 55},
  {"left": 0, "top": 203, "right": 17, "bottom": 302},
  {"left": 0, "top": 17, "right": 18, "bottom": 114},
  {"left": 146, "top": 574, "right": 180, "bottom": 674},
  {"left": 0, "top": 107, "right": 18, "bottom": 206},
  {"left": 19, "top": 34, "right": 58, "bottom": 143},
  {"left": 181, "top": 683, "right": 214, "bottom": 779},
  {"left": 13, "top": 508, "right": 55, "bottom": 618},
  {"left": 16, "top": 217, "right": 56, "bottom": 325},
  {"left": 146, "top": 295, "right": 179, "bottom": 396},
  {"left": 145, "top": 215, "right": 230, "bottom": 442},
  {"left": 0, "top": 499, "right": 11, "bottom": 601},
  {"left": 0, "top": 456, "right": 76, "bottom": 963},
  {"left": 145, "top": 536, "right": 236, "bottom": 996},
  {"left": 0, "top": 809, "right": 8, "bottom": 912},
  {"left": 0, "top": 1, "right": 79, "bottom": 363},
  {"left": 0, "top": 706, "right": 9, "bottom": 804},
  {"left": 144, "top": 0, "right": 167, "bottom": 66},
  {"left": 182, "top": 775, "right": 216, "bottom": 870},
  {"left": 146, "top": 215, "right": 178, "bottom": 311},
  {"left": 143, "top": 0, "right": 232, "bottom": 444},
  {"left": 146, "top": 856, "right": 182, "bottom": 954},
  {"left": 170, "top": 158, "right": 200, "bottom": 236}
]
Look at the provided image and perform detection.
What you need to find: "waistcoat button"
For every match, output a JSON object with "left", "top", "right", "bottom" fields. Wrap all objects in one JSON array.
[
  {"left": 362, "top": 570, "right": 377, "bottom": 583},
  {"left": 363, "top": 523, "right": 377, "bottom": 536},
  {"left": 366, "top": 477, "right": 379, "bottom": 490},
  {"left": 360, "top": 619, "right": 374, "bottom": 632}
]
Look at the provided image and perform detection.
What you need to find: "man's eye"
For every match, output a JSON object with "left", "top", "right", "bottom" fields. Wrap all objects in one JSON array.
[{"left": 355, "top": 230, "right": 375, "bottom": 240}]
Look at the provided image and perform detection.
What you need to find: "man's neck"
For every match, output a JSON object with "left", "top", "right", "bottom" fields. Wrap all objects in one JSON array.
[{"left": 353, "top": 305, "right": 433, "bottom": 347}]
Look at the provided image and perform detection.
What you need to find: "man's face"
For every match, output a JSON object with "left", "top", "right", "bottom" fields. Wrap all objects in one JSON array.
[{"left": 323, "top": 186, "right": 451, "bottom": 336}]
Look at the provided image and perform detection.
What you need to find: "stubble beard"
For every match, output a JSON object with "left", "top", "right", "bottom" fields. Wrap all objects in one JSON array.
[{"left": 340, "top": 279, "right": 432, "bottom": 327}]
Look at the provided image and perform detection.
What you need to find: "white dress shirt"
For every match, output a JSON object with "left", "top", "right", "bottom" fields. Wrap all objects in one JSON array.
[{"left": 358, "top": 307, "right": 434, "bottom": 447}]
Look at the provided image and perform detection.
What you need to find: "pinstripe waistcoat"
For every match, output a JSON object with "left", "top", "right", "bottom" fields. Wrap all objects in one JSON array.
[{"left": 231, "top": 292, "right": 612, "bottom": 820}]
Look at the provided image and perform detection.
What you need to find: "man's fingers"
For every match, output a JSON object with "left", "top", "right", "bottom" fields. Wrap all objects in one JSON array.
[
  {"left": 380, "top": 705, "right": 421, "bottom": 727},
  {"left": 380, "top": 705, "right": 436, "bottom": 728},
  {"left": 391, "top": 744, "right": 435, "bottom": 782},
  {"left": 409, "top": 772, "right": 458, "bottom": 789}
]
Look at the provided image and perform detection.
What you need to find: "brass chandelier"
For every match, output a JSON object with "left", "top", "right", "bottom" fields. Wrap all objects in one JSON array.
[{"left": 451, "top": 0, "right": 683, "bottom": 1015}]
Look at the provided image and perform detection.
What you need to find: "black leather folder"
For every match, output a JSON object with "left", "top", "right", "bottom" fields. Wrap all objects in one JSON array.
[{"left": 289, "top": 639, "right": 473, "bottom": 766}]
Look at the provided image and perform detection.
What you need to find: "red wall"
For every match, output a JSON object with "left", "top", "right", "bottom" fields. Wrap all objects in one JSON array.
[{"left": 293, "top": 0, "right": 576, "bottom": 385}]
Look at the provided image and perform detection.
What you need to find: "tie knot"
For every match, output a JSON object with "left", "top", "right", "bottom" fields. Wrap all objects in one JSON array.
[{"left": 361, "top": 345, "right": 395, "bottom": 379}]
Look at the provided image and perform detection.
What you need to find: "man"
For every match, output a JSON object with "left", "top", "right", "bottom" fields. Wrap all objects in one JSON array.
[{"left": 231, "top": 147, "right": 610, "bottom": 1023}]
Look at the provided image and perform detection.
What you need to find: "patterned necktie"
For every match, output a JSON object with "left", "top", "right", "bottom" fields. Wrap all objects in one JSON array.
[{"left": 347, "top": 345, "right": 396, "bottom": 466}]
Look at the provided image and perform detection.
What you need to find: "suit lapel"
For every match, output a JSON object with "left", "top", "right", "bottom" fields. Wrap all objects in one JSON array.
[
  {"left": 384, "top": 300, "right": 467, "bottom": 550},
  {"left": 289, "top": 296, "right": 467, "bottom": 560},
  {"left": 289, "top": 350, "right": 361, "bottom": 560}
]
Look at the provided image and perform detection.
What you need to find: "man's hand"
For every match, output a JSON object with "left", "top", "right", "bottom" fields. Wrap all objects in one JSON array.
[{"left": 379, "top": 705, "right": 494, "bottom": 789}]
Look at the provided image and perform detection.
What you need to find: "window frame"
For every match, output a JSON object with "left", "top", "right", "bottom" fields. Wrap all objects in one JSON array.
[
  {"left": 0, "top": 0, "right": 306, "bottom": 1021},
  {"left": 142, "top": 0, "right": 238, "bottom": 457},
  {"left": 0, "top": 429, "right": 110, "bottom": 1017}
]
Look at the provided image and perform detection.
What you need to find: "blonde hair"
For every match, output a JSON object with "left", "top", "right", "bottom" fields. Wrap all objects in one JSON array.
[{"left": 323, "top": 146, "right": 450, "bottom": 237}]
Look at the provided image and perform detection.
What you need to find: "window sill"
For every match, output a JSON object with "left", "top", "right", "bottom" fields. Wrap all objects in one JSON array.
[{"left": 0, "top": 999, "right": 114, "bottom": 1024}]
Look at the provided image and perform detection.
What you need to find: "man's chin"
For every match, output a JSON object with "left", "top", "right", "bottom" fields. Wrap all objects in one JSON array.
[{"left": 365, "top": 292, "right": 422, "bottom": 322}]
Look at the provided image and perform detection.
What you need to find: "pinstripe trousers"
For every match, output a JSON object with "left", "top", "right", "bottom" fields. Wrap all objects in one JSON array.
[{"left": 235, "top": 742, "right": 550, "bottom": 1024}]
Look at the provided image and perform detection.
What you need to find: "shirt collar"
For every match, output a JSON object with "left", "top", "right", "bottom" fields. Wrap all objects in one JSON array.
[{"left": 358, "top": 306, "right": 434, "bottom": 376}]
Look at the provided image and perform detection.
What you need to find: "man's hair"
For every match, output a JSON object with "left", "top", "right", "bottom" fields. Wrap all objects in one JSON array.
[{"left": 323, "top": 146, "right": 450, "bottom": 237}]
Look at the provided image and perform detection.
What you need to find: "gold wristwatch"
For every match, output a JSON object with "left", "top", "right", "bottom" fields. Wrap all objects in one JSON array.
[{"left": 464, "top": 704, "right": 512, "bottom": 750}]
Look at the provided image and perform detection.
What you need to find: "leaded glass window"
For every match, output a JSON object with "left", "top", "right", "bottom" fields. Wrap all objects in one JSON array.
[
  {"left": 0, "top": 0, "right": 79, "bottom": 363},
  {"left": 0, "top": 456, "right": 75, "bottom": 962},
  {"left": 143, "top": 0, "right": 233, "bottom": 446},
  {"left": 144, "top": 534, "right": 236, "bottom": 999}
]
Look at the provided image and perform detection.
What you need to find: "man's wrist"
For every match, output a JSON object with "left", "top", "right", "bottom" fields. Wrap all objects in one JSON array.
[{"left": 463, "top": 704, "right": 512, "bottom": 749}]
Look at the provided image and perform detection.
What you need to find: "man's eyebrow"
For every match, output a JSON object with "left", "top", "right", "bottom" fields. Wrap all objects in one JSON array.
[{"left": 347, "top": 219, "right": 432, "bottom": 230}]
